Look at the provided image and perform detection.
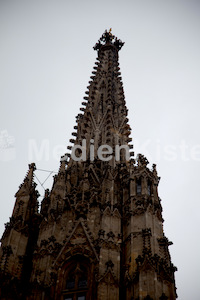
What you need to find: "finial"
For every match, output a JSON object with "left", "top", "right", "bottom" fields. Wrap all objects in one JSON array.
[
  {"left": 28, "top": 162, "right": 36, "bottom": 171},
  {"left": 136, "top": 154, "right": 149, "bottom": 167},
  {"left": 93, "top": 30, "right": 124, "bottom": 52}
]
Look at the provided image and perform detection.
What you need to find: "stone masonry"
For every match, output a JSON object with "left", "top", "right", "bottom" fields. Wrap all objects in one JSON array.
[{"left": 0, "top": 30, "right": 177, "bottom": 300}]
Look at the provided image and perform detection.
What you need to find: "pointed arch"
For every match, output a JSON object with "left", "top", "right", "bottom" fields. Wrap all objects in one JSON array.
[
  {"left": 136, "top": 177, "right": 142, "bottom": 195},
  {"left": 54, "top": 255, "right": 97, "bottom": 300}
]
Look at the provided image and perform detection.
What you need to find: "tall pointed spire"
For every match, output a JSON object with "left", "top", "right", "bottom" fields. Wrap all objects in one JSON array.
[
  {"left": 67, "top": 30, "right": 133, "bottom": 166},
  {"left": 0, "top": 31, "right": 177, "bottom": 300}
]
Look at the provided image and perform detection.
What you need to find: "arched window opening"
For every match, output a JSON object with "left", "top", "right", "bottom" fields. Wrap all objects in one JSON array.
[
  {"left": 66, "top": 273, "right": 75, "bottom": 289},
  {"left": 64, "top": 262, "right": 88, "bottom": 300},
  {"left": 147, "top": 180, "right": 152, "bottom": 196},
  {"left": 136, "top": 178, "right": 142, "bottom": 195}
]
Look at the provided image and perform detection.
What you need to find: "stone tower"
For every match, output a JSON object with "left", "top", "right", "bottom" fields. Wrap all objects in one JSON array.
[{"left": 0, "top": 30, "right": 177, "bottom": 300}]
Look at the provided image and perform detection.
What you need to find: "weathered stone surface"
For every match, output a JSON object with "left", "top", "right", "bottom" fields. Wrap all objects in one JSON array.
[{"left": 0, "top": 31, "right": 177, "bottom": 299}]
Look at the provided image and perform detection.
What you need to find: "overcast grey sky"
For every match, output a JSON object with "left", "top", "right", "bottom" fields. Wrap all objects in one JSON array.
[{"left": 0, "top": 0, "right": 200, "bottom": 299}]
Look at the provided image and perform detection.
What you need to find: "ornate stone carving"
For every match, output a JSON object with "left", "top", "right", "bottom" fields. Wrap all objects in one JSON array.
[
  {"left": 106, "top": 260, "right": 114, "bottom": 270},
  {"left": 0, "top": 31, "right": 177, "bottom": 300},
  {"left": 94, "top": 30, "right": 124, "bottom": 52}
]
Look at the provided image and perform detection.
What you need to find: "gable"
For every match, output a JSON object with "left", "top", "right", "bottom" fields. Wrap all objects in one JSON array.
[{"left": 53, "top": 220, "right": 99, "bottom": 269}]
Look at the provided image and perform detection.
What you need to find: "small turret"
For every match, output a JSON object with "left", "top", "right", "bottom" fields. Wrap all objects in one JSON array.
[{"left": 0, "top": 163, "right": 40, "bottom": 299}]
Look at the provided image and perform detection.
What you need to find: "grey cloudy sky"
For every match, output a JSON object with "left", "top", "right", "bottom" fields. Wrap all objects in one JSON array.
[{"left": 0, "top": 0, "right": 200, "bottom": 299}]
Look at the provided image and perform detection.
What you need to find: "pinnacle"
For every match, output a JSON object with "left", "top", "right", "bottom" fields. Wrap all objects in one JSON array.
[
  {"left": 65, "top": 32, "right": 133, "bottom": 167},
  {"left": 93, "top": 29, "right": 124, "bottom": 53},
  {"left": 23, "top": 163, "right": 36, "bottom": 186},
  {"left": 15, "top": 163, "right": 37, "bottom": 197}
]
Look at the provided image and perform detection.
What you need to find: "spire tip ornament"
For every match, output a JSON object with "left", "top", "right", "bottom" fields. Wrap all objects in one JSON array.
[{"left": 93, "top": 29, "right": 124, "bottom": 52}]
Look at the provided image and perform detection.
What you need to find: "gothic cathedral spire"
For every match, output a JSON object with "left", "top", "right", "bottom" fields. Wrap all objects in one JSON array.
[
  {"left": 0, "top": 31, "right": 177, "bottom": 300},
  {"left": 67, "top": 30, "right": 133, "bottom": 166}
]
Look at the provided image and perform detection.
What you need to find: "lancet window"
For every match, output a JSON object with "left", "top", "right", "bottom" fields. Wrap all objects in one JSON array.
[
  {"left": 136, "top": 178, "right": 142, "bottom": 195},
  {"left": 147, "top": 180, "right": 152, "bottom": 196},
  {"left": 63, "top": 261, "right": 88, "bottom": 300}
]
